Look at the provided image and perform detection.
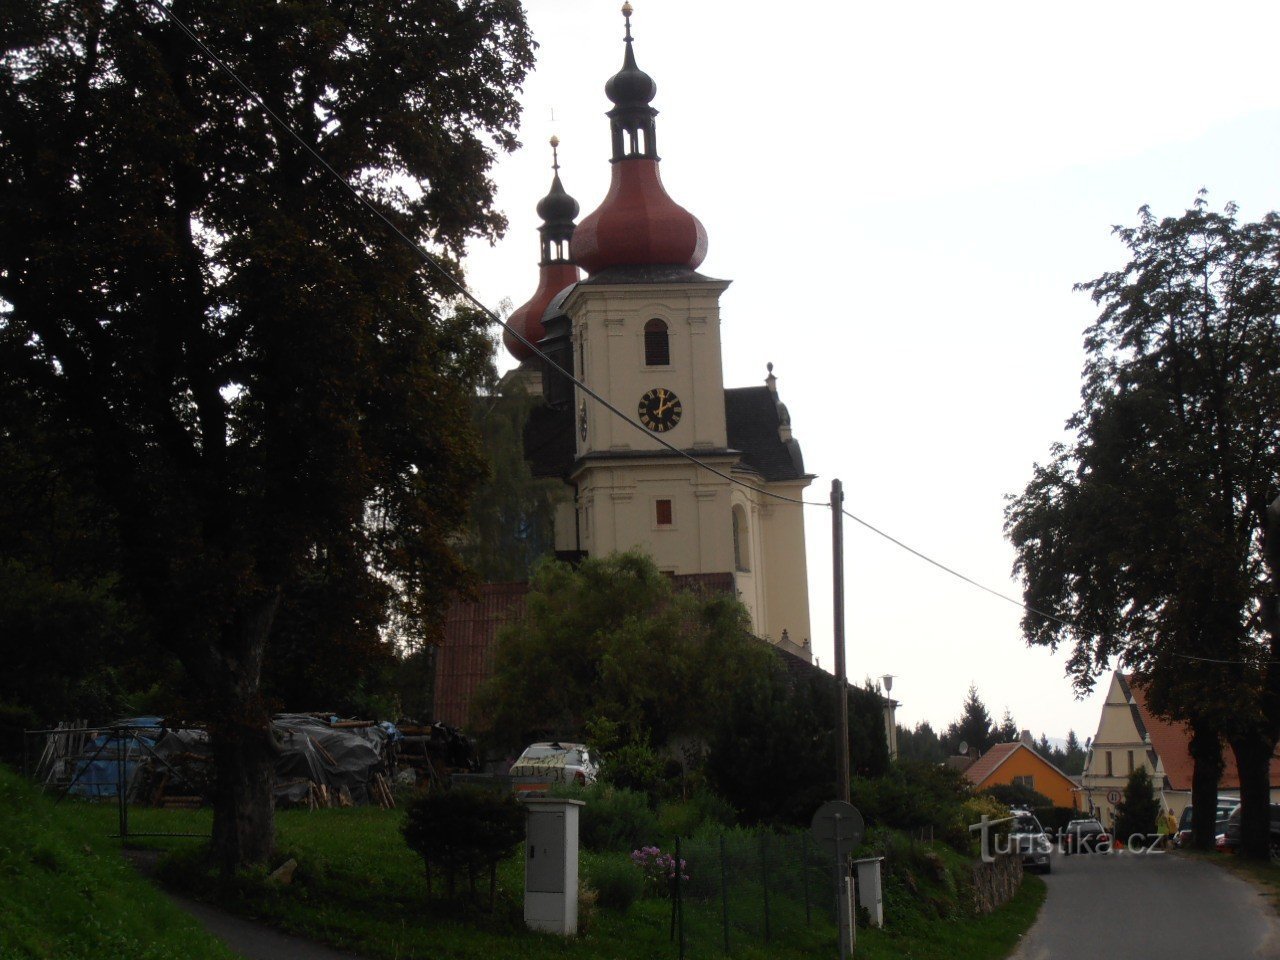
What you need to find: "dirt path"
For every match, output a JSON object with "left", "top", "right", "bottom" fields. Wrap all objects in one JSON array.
[{"left": 124, "top": 849, "right": 374, "bottom": 960}]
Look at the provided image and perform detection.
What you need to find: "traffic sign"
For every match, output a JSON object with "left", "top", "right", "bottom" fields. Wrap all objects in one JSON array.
[{"left": 810, "top": 800, "right": 865, "bottom": 859}]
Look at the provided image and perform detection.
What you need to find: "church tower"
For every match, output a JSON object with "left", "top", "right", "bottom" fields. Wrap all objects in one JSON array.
[
  {"left": 509, "top": 4, "right": 814, "bottom": 652},
  {"left": 562, "top": 3, "right": 736, "bottom": 578}
]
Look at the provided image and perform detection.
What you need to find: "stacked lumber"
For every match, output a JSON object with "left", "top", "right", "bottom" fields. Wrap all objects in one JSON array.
[{"left": 370, "top": 773, "right": 396, "bottom": 810}]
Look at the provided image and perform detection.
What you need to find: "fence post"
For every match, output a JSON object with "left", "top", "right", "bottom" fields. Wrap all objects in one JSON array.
[
  {"left": 720, "top": 833, "right": 731, "bottom": 954},
  {"left": 115, "top": 726, "right": 127, "bottom": 840},
  {"left": 760, "top": 831, "right": 771, "bottom": 943},
  {"left": 802, "top": 832, "right": 811, "bottom": 926},
  {"left": 675, "top": 836, "right": 685, "bottom": 960}
]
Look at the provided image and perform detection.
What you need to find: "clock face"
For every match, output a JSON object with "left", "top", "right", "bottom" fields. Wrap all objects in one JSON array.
[{"left": 638, "top": 387, "right": 682, "bottom": 433}]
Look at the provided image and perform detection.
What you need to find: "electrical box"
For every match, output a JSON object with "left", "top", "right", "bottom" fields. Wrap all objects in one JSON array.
[
  {"left": 523, "top": 797, "right": 583, "bottom": 935},
  {"left": 853, "top": 856, "right": 885, "bottom": 928}
]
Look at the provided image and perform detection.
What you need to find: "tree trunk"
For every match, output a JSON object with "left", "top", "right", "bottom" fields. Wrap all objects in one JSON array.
[
  {"left": 1230, "top": 733, "right": 1273, "bottom": 861},
  {"left": 208, "top": 593, "right": 280, "bottom": 876},
  {"left": 1189, "top": 718, "right": 1224, "bottom": 851}
]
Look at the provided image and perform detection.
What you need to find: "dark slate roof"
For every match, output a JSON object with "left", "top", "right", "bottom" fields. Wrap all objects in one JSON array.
[
  {"left": 724, "top": 386, "right": 808, "bottom": 482},
  {"left": 578, "top": 264, "right": 721, "bottom": 285},
  {"left": 524, "top": 404, "right": 575, "bottom": 479}
]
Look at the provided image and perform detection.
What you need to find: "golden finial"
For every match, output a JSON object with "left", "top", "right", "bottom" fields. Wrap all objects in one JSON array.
[
  {"left": 622, "top": 2, "right": 633, "bottom": 16},
  {"left": 549, "top": 135, "right": 561, "bottom": 172}
]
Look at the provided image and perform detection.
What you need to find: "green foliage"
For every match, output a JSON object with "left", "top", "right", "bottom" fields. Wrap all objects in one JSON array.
[
  {"left": 706, "top": 663, "right": 889, "bottom": 826},
  {"left": 401, "top": 788, "right": 525, "bottom": 905},
  {"left": 1113, "top": 768, "right": 1161, "bottom": 844},
  {"left": 1005, "top": 196, "right": 1280, "bottom": 843},
  {"left": 656, "top": 789, "right": 737, "bottom": 839},
  {"left": 550, "top": 782, "right": 660, "bottom": 853},
  {"left": 897, "top": 720, "right": 946, "bottom": 763},
  {"left": 983, "top": 782, "right": 1051, "bottom": 810},
  {"left": 475, "top": 551, "right": 775, "bottom": 752},
  {"left": 941, "top": 686, "right": 997, "bottom": 757},
  {"left": 458, "top": 386, "right": 562, "bottom": 581},
  {"left": 0, "top": 766, "right": 235, "bottom": 959},
  {"left": 1, "top": 0, "right": 535, "bottom": 869},
  {"left": 849, "top": 761, "right": 975, "bottom": 850},
  {"left": 587, "top": 856, "right": 643, "bottom": 913}
]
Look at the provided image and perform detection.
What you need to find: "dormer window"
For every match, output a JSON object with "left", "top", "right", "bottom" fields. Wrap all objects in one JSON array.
[{"left": 644, "top": 318, "right": 670, "bottom": 366}]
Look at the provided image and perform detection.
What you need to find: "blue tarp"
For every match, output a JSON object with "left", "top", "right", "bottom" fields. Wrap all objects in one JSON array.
[{"left": 67, "top": 719, "right": 162, "bottom": 798}]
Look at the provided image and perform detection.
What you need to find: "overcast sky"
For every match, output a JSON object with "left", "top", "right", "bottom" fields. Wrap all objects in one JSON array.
[{"left": 462, "top": 0, "right": 1280, "bottom": 743}]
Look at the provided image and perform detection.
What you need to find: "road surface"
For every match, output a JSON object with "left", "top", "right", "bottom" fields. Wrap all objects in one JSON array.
[{"left": 1011, "top": 850, "right": 1280, "bottom": 960}]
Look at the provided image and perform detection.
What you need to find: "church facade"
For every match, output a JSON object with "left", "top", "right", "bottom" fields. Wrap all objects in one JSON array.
[{"left": 501, "top": 5, "right": 814, "bottom": 654}]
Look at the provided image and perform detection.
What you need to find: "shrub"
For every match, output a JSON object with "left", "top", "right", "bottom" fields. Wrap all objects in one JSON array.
[
  {"left": 401, "top": 788, "right": 524, "bottom": 908},
  {"left": 849, "top": 761, "right": 973, "bottom": 850},
  {"left": 588, "top": 857, "right": 642, "bottom": 912},
  {"left": 550, "top": 781, "right": 659, "bottom": 852},
  {"left": 657, "top": 787, "right": 736, "bottom": 838}
]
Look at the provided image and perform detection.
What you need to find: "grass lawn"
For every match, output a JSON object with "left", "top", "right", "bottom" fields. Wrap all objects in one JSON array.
[
  {"left": 62, "top": 799, "right": 1044, "bottom": 960},
  {"left": 0, "top": 766, "right": 236, "bottom": 960}
]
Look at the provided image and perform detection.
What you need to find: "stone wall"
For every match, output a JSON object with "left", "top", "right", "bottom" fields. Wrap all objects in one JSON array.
[{"left": 971, "top": 853, "right": 1022, "bottom": 915}]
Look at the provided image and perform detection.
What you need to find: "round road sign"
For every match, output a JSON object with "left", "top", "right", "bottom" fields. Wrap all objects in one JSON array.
[
  {"left": 1106, "top": 789, "right": 1121, "bottom": 804},
  {"left": 810, "top": 800, "right": 865, "bottom": 859}
]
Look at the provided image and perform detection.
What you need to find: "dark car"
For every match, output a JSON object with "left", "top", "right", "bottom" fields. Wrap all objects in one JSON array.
[
  {"left": 1063, "top": 818, "right": 1110, "bottom": 855},
  {"left": 1173, "top": 802, "right": 1237, "bottom": 849},
  {"left": 1222, "top": 803, "right": 1280, "bottom": 858},
  {"left": 1010, "top": 810, "right": 1053, "bottom": 874}
]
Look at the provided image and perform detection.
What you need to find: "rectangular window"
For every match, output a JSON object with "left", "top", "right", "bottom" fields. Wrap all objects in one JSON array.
[
  {"left": 1128, "top": 750, "right": 1135, "bottom": 774},
  {"left": 656, "top": 499, "right": 673, "bottom": 526},
  {"left": 1013, "top": 775, "right": 1035, "bottom": 790},
  {"left": 1105, "top": 751, "right": 1113, "bottom": 777}
]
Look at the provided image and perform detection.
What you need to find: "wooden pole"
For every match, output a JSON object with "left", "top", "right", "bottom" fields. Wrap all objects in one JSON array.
[{"left": 832, "top": 479, "right": 850, "bottom": 804}]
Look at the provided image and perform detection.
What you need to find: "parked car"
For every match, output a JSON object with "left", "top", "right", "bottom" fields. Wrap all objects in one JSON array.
[
  {"left": 1222, "top": 803, "right": 1280, "bottom": 858},
  {"left": 1062, "top": 818, "right": 1110, "bottom": 855},
  {"left": 509, "top": 742, "right": 598, "bottom": 795},
  {"left": 1009, "top": 809, "right": 1053, "bottom": 874},
  {"left": 1173, "top": 802, "right": 1238, "bottom": 849}
]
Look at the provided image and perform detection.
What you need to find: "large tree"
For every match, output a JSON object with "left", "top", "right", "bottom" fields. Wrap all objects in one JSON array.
[
  {"left": 0, "top": 1, "right": 534, "bottom": 871},
  {"left": 1005, "top": 196, "right": 1280, "bottom": 858}
]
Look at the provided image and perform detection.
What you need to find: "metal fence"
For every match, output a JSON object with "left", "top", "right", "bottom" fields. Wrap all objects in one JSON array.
[{"left": 659, "top": 831, "right": 840, "bottom": 958}]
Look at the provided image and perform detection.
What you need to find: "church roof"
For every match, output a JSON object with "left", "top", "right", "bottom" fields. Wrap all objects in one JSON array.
[{"left": 724, "top": 386, "right": 808, "bottom": 482}]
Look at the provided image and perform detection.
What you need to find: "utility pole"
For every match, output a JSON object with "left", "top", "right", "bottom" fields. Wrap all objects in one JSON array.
[{"left": 831, "top": 479, "right": 850, "bottom": 803}]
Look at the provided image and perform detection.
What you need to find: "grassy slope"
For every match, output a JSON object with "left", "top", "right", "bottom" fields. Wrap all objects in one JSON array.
[
  {"left": 68, "top": 801, "right": 1042, "bottom": 960},
  {"left": 0, "top": 767, "right": 235, "bottom": 960}
]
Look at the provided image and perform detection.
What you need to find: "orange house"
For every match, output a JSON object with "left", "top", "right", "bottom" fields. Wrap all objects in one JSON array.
[{"left": 964, "top": 741, "right": 1077, "bottom": 809}]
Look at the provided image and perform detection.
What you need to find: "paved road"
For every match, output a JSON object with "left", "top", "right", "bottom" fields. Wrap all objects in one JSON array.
[{"left": 1011, "top": 850, "right": 1280, "bottom": 960}]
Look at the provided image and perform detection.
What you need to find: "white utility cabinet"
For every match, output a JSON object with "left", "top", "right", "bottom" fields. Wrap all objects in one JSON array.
[{"left": 523, "top": 797, "right": 584, "bottom": 935}]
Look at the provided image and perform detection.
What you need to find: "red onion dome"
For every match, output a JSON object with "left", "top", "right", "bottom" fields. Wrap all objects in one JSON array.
[
  {"left": 570, "top": 159, "right": 707, "bottom": 274},
  {"left": 505, "top": 138, "right": 582, "bottom": 361},
  {"left": 503, "top": 264, "right": 580, "bottom": 361}
]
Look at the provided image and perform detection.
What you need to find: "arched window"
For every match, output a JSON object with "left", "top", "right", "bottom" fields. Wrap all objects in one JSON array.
[
  {"left": 732, "top": 505, "right": 750, "bottom": 572},
  {"left": 644, "top": 318, "right": 670, "bottom": 366}
]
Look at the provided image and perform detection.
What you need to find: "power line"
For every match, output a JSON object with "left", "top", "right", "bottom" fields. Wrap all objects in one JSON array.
[
  {"left": 840, "top": 507, "right": 1075, "bottom": 628},
  {"left": 142, "top": 0, "right": 824, "bottom": 510},
  {"left": 156, "top": 0, "right": 1271, "bottom": 656}
]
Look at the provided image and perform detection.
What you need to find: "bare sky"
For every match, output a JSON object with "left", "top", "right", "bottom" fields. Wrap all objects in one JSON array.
[{"left": 462, "top": 0, "right": 1280, "bottom": 742}]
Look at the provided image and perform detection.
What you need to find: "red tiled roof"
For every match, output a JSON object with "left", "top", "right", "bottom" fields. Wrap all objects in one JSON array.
[
  {"left": 1125, "top": 676, "right": 1280, "bottom": 791},
  {"left": 963, "top": 742, "right": 1020, "bottom": 786}
]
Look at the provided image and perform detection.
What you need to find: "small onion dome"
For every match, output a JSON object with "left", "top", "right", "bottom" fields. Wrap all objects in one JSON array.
[
  {"left": 504, "top": 266, "right": 581, "bottom": 361},
  {"left": 504, "top": 137, "right": 583, "bottom": 361},
  {"left": 605, "top": 6, "right": 657, "bottom": 109},
  {"left": 536, "top": 173, "right": 579, "bottom": 229},
  {"left": 570, "top": 158, "right": 707, "bottom": 274}
]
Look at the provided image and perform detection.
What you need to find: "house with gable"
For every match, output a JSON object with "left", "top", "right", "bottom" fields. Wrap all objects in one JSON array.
[
  {"left": 1080, "top": 672, "right": 1280, "bottom": 827},
  {"left": 963, "top": 735, "right": 1078, "bottom": 809}
]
